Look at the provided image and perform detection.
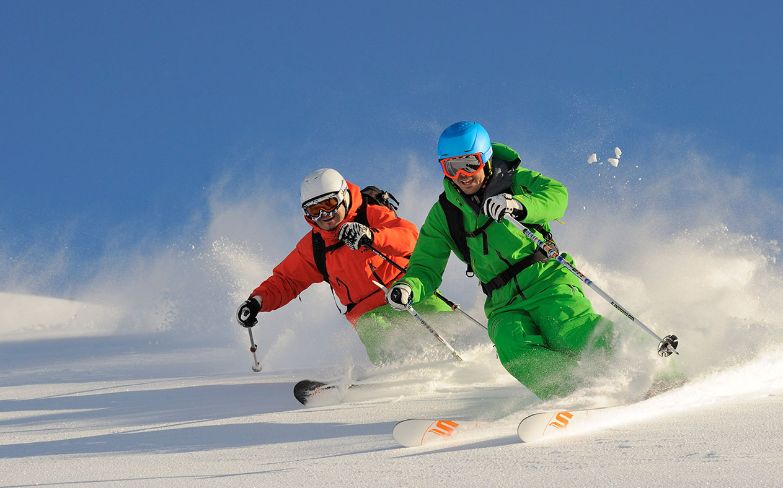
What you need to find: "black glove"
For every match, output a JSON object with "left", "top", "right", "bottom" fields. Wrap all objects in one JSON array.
[
  {"left": 236, "top": 297, "right": 261, "bottom": 328},
  {"left": 338, "top": 222, "right": 374, "bottom": 250}
]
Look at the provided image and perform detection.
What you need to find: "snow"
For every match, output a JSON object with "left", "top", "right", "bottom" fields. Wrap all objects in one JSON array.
[
  {"left": 0, "top": 292, "right": 120, "bottom": 340},
  {"left": 2, "top": 290, "right": 782, "bottom": 487},
  {"left": 587, "top": 147, "right": 622, "bottom": 167}
]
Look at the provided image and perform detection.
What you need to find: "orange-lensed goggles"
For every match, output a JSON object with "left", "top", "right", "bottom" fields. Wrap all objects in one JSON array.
[
  {"left": 303, "top": 194, "right": 343, "bottom": 221},
  {"left": 439, "top": 153, "right": 486, "bottom": 180}
]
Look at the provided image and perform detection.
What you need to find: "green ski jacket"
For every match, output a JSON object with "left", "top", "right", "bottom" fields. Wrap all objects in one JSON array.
[{"left": 400, "top": 143, "right": 580, "bottom": 317}]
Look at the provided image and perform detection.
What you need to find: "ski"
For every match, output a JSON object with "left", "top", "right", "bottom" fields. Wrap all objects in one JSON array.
[
  {"left": 393, "top": 379, "right": 686, "bottom": 446},
  {"left": 295, "top": 376, "right": 435, "bottom": 406},
  {"left": 294, "top": 379, "right": 364, "bottom": 405},
  {"left": 516, "top": 406, "right": 621, "bottom": 443},
  {"left": 392, "top": 418, "right": 490, "bottom": 447},
  {"left": 392, "top": 409, "right": 618, "bottom": 447},
  {"left": 393, "top": 407, "right": 623, "bottom": 447},
  {"left": 294, "top": 379, "right": 339, "bottom": 405},
  {"left": 516, "top": 377, "right": 688, "bottom": 442}
]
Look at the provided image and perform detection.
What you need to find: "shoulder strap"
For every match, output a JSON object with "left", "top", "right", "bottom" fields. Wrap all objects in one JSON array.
[
  {"left": 311, "top": 232, "right": 330, "bottom": 282},
  {"left": 354, "top": 199, "right": 369, "bottom": 226},
  {"left": 439, "top": 192, "right": 474, "bottom": 277},
  {"left": 311, "top": 233, "right": 345, "bottom": 283}
]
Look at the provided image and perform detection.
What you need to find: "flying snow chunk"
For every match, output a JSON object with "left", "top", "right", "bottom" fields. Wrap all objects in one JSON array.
[
  {"left": 587, "top": 153, "right": 598, "bottom": 165},
  {"left": 614, "top": 147, "right": 622, "bottom": 158},
  {"left": 607, "top": 158, "right": 620, "bottom": 167}
]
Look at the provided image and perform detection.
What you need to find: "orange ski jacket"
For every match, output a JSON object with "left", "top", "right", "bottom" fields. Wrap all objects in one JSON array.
[{"left": 251, "top": 181, "right": 417, "bottom": 325}]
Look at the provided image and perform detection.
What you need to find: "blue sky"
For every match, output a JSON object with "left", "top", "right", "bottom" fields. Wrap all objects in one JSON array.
[{"left": 2, "top": 1, "right": 781, "bottom": 284}]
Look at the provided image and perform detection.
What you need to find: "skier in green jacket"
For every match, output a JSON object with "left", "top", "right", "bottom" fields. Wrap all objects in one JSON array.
[{"left": 385, "top": 121, "right": 614, "bottom": 399}]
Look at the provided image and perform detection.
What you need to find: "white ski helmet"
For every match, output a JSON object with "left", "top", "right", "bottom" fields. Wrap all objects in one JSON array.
[{"left": 300, "top": 168, "right": 348, "bottom": 208}]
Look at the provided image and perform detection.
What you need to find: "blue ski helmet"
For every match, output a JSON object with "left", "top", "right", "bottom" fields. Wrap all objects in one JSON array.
[{"left": 437, "top": 121, "right": 493, "bottom": 165}]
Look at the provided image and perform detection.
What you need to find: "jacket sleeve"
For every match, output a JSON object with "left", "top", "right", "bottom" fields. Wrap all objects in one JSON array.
[
  {"left": 250, "top": 235, "right": 324, "bottom": 312},
  {"left": 511, "top": 167, "right": 568, "bottom": 224},
  {"left": 365, "top": 205, "right": 419, "bottom": 256},
  {"left": 397, "top": 202, "right": 455, "bottom": 303}
]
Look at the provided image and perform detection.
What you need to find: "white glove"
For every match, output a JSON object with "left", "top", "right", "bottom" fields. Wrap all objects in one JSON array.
[
  {"left": 482, "top": 193, "right": 525, "bottom": 222},
  {"left": 386, "top": 283, "right": 412, "bottom": 311},
  {"left": 338, "top": 222, "right": 374, "bottom": 250}
]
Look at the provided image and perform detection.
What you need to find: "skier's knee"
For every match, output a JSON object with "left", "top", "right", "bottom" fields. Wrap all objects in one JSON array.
[{"left": 490, "top": 321, "right": 543, "bottom": 363}]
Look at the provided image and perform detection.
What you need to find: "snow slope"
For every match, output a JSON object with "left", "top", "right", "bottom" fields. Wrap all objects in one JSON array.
[{"left": 1, "top": 291, "right": 782, "bottom": 488}]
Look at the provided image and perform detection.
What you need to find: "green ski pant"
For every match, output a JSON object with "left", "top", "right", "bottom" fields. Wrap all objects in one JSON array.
[
  {"left": 355, "top": 293, "right": 453, "bottom": 365},
  {"left": 488, "top": 282, "right": 614, "bottom": 399}
]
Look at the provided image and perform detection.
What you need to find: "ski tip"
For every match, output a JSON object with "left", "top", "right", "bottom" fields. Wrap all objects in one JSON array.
[
  {"left": 516, "top": 407, "right": 612, "bottom": 443},
  {"left": 516, "top": 412, "right": 549, "bottom": 443},
  {"left": 392, "top": 418, "right": 468, "bottom": 448},
  {"left": 517, "top": 411, "right": 542, "bottom": 424},
  {"left": 293, "top": 379, "right": 327, "bottom": 405}
]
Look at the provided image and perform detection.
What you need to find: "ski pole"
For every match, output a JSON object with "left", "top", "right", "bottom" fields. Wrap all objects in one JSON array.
[
  {"left": 506, "top": 215, "right": 679, "bottom": 357},
  {"left": 237, "top": 300, "right": 264, "bottom": 372},
  {"left": 365, "top": 243, "right": 487, "bottom": 331},
  {"left": 247, "top": 327, "right": 263, "bottom": 372},
  {"left": 372, "top": 280, "right": 463, "bottom": 361}
]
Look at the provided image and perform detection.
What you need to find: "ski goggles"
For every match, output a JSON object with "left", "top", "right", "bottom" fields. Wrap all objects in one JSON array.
[
  {"left": 439, "top": 152, "right": 486, "bottom": 180},
  {"left": 303, "top": 192, "right": 345, "bottom": 221}
]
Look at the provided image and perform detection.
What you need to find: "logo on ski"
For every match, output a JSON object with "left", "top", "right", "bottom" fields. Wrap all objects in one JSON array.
[
  {"left": 427, "top": 420, "right": 460, "bottom": 437},
  {"left": 547, "top": 411, "right": 574, "bottom": 429}
]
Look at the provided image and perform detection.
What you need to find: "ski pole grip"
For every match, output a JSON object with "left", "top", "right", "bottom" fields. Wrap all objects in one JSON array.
[{"left": 658, "top": 335, "right": 679, "bottom": 357}]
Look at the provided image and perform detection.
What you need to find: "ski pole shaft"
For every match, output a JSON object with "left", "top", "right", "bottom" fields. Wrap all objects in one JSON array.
[
  {"left": 365, "top": 243, "right": 406, "bottom": 273},
  {"left": 372, "top": 280, "right": 463, "bottom": 361},
  {"left": 432, "top": 293, "right": 487, "bottom": 330},
  {"left": 506, "top": 215, "right": 679, "bottom": 356},
  {"left": 402, "top": 301, "right": 464, "bottom": 361},
  {"left": 365, "top": 244, "right": 487, "bottom": 330},
  {"left": 247, "top": 327, "right": 262, "bottom": 372}
]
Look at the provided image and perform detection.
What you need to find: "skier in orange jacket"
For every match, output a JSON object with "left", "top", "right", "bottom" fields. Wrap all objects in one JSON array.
[{"left": 235, "top": 168, "right": 451, "bottom": 364}]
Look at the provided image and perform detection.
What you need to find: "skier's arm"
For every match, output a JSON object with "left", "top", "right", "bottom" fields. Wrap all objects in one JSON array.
[
  {"left": 396, "top": 203, "right": 454, "bottom": 303},
  {"left": 250, "top": 235, "right": 323, "bottom": 312},
  {"left": 511, "top": 167, "right": 568, "bottom": 224},
  {"left": 364, "top": 205, "right": 419, "bottom": 256}
]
